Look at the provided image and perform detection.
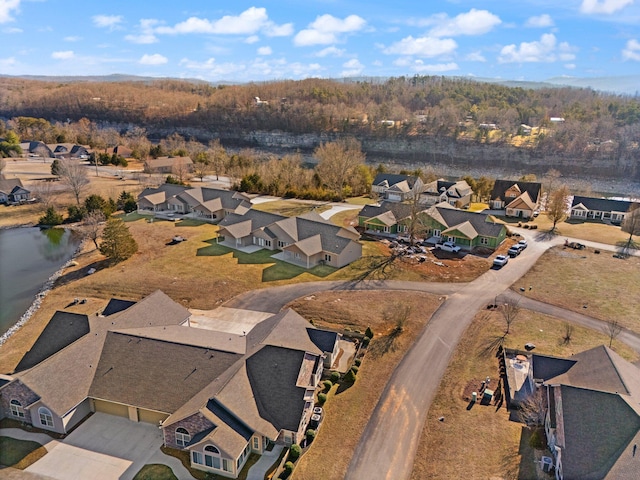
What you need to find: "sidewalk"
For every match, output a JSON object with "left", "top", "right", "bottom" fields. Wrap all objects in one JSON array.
[{"left": 246, "top": 444, "right": 284, "bottom": 480}]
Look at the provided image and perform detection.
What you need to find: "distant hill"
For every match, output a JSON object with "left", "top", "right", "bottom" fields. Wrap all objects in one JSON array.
[{"left": 544, "top": 75, "right": 640, "bottom": 96}]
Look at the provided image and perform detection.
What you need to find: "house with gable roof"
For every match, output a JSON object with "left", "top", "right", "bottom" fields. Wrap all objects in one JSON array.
[
  {"left": 490, "top": 180, "right": 542, "bottom": 218},
  {"left": 0, "top": 291, "right": 343, "bottom": 479},
  {"left": 505, "top": 345, "right": 640, "bottom": 480},
  {"left": 570, "top": 195, "right": 639, "bottom": 225},
  {"left": 0, "top": 178, "right": 31, "bottom": 204},
  {"left": 421, "top": 179, "right": 473, "bottom": 208},
  {"left": 371, "top": 173, "right": 424, "bottom": 202},
  {"left": 357, "top": 202, "right": 414, "bottom": 237},
  {"left": 217, "top": 210, "right": 362, "bottom": 268}
]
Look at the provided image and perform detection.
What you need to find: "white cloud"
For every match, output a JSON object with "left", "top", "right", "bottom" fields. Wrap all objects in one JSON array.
[
  {"left": 245, "top": 35, "right": 260, "bottom": 44},
  {"left": 564, "top": 63, "right": 576, "bottom": 69},
  {"left": 257, "top": 46, "right": 272, "bottom": 55},
  {"left": 383, "top": 36, "right": 457, "bottom": 57},
  {"left": 314, "top": 46, "right": 345, "bottom": 57},
  {"left": 429, "top": 9, "right": 501, "bottom": 37},
  {"left": 64, "top": 36, "right": 81, "bottom": 42},
  {"left": 92, "top": 14, "right": 123, "bottom": 30},
  {"left": 466, "top": 51, "right": 486, "bottom": 62},
  {"left": 294, "top": 14, "right": 366, "bottom": 46},
  {"left": 125, "top": 19, "right": 159, "bottom": 44},
  {"left": 525, "top": 14, "right": 554, "bottom": 28},
  {"left": 178, "top": 56, "right": 322, "bottom": 80},
  {"left": 51, "top": 50, "right": 75, "bottom": 60},
  {"left": 580, "top": 0, "right": 634, "bottom": 14},
  {"left": 155, "top": 7, "right": 292, "bottom": 37},
  {"left": 341, "top": 58, "right": 364, "bottom": 76},
  {"left": 0, "top": 0, "right": 20, "bottom": 24},
  {"left": 498, "top": 33, "right": 576, "bottom": 63},
  {"left": 3, "top": 26, "right": 21, "bottom": 33},
  {"left": 622, "top": 39, "right": 640, "bottom": 60},
  {"left": 139, "top": 53, "right": 168, "bottom": 65},
  {"left": 0, "top": 56, "right": 17, "bottom": 68},
  {"left": 412, "top": 61, "right": 459, "bottom": 72}
]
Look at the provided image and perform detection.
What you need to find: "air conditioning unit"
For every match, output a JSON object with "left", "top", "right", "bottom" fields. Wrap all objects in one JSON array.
[{"left": 541, "top": 456, "right": 554, "bottom": 473}]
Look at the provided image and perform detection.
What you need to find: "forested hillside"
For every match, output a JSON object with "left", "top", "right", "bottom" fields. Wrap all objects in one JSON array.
[{"left": 1, "top": 75, "right": 639, "bottom": 179}]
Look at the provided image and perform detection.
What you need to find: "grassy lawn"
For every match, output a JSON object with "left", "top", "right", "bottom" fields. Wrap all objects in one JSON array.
[
  {"left": 133, "top": 464, "right": 178, "bottom": 480},
  {"left": 513, "top": 246, "right": 640, "bottom": 332},
  {"left": 252, "top": 200, "right": 332, "bottom": 217},
  {"left": 0, "top": 436, "right": 47, "bottom": 469},
  {"left": 468, "top": 202, "right": 489, "bottom": 212},
  {"left": 287, "top": 291, "right": 444, "bottom": 480},
  {"left": 329, "top": 208, "right": 360, "bottom": 228},
  {"left": 344, "top": 196, "right": 376, "bottom": 205},
  {"left": 411, "top": 308, "right": 638, "bottom": 480}
]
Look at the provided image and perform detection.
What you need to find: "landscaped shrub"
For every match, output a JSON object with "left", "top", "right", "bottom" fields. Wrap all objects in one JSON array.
[
  {"left": 365, "top": 326, "right": 374, "bottom": 339},
  {"left": 288, "top": 444, "right": 301, "bottom": 461},
  {"left": 317, "top": 393, "right": 327, "bottom": 405},
  {"left": 280, "top": 461, "right": 295, "bottom": 479},
  {"left": 330, "top": 371, "right": 341, "bottom": 383},
  {"left": 306, "top": 429, "right": 316, "bottom": 443},
  {"left": 361, "top": 337, "right": 370, "bottom": 347},
  {"left": 39, "top": 206, "right": 63, "bottom": 226},
  {"left": 351, "top": 365, "right": 359, "bottom": 374},
  {"left": 322, "top": 380, "right": 333, "bottom": 391},
  {"left": 344, "top": 369, "right": 357, "bottom": 384},
  {"left": 354, "top": 358, "right": 362, "bottom": 367}
]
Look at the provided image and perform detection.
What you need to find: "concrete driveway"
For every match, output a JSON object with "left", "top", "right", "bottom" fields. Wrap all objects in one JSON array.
[{"left": 25, "top": 413, "right": 164, "bottom": 480}]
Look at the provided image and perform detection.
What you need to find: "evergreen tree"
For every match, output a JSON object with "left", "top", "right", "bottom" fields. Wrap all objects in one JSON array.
[
  {"left": 39, "top": 206, "right": 63, "bottom": 226},
  {"left": 99, "top": 218, "right": 138, "bottom": 262}
]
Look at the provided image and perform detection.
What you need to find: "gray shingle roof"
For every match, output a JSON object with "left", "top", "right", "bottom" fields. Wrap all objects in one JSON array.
[
  {"left": 245, "top": 346, "right": 308, "bottom": 432},
  {"left": 433, "top": 206, "right": 506, "bottom": 237},
  {"left": 138, "top": 184, "right": 188, "bottom": 201},
  {"left": 491, "top": 180, "right": 541, "bottom": 203},
  {"left": 531, "top": 354, "right": 576, "bottom": 381},
  {"left": 571, "top": 195, "right": 638, "bottom": 213},
  {"left": 101, "top": 299, "right": 136, "bottom": 316},
  {"left": 372, "top": 173, "right": 418, "bottom": 189},
  {"left": 14, "top": 311, "right": 90, "bottom": 373},
  {"left": 89, "top": 332, "right": 243, "bottom": 413},
  {"left": 307, "top": 329, "right": 338, "bottom": 354},
  {"left": 358, "top": 202, "right": 413, "bottom": 222},
  {"left": 218, "top": 210, "right": 286, "bottom": 230}
]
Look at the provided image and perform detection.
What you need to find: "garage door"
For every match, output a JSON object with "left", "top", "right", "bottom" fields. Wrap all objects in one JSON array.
[
  {"left": 93, "top": 399, "right": 129, "bottom": 418},
  {"left": 138, "top": 409, "right": 169, "bottom": 425}
]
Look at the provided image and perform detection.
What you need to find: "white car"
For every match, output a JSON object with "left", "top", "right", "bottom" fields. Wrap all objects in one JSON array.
[
  {"left": 493, "top": 255, "right": 509, "bottom": 267},
  {"left": 435, "top": 241, "right": 461, "bottom": 253},
  {"left": 517, "top": 239, "right": 528, "bottom": 250}
]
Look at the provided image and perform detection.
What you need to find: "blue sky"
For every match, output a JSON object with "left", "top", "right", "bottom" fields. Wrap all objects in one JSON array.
[{"left": 1, "top": 0, "right": 639, "bottom": 82}]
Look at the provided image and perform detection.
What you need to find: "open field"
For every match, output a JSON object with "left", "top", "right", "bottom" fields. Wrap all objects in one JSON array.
[
  {"left": 513, "top": 246, "right": 640, "bottom": 332},
  {"left": 411, "top": 309, "right": 638, "bottom": 480},
  {"left": 252, "top": 199, "right": 332, "bottom": 217},
  {"left": 287, "top": 290, "right": 444, "bottom": 480}
]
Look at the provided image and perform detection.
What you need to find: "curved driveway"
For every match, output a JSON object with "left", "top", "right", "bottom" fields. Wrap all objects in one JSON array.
[{"left": 222, "top": 232, "right": 637, "bottom": 480}]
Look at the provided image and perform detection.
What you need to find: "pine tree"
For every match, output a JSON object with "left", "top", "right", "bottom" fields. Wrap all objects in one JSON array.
[{"left": 99, "top": 218, "right": 138, "bottom": 262}]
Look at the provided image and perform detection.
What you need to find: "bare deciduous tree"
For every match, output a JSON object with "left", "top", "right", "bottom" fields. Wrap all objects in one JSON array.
[
  {"left": 172, "top": 157, "right": 191, "bottom": 184},
  {"left": 80, "top": 210, "right": 105, "bottom": 249},
  {"left": 314, "top": 138, "right": 365, "bottom": 200},
  {"left": 603, "top": 319, "right": 623, "bottom": 348},
  {"left": 500, "top": 298, "right": 521, "bottom": 335},
  {"left": 518, "top": 388, "right": 547, "bottom": 426},
  {"left": 58, "top": 159, "right": 90, "bottom": 205},
  {"left": 546, "top": 184, "right": 570, "bottom": 232},
  {"left": 621, "top": 205, "right": 640, "bottom": 254},
  {"left": 562, "top": 322, "right": 574, "bottom": 345},
  {"left": 31, "top": 180, "right": 57, "bottom": 210},
  {"left": 208, "top": 139, "right": 227, "bottom": 181}
]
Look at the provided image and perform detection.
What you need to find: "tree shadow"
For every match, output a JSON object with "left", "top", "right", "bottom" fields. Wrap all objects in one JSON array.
[
  {"left": 54, "top": 258, "right": 111, "bottom": 288},
  {"left": 534, "top": 230, "right": 557, "bottom": 242},
  {"left": 477, "top": 334, "right": 506, "bottom": 358}
]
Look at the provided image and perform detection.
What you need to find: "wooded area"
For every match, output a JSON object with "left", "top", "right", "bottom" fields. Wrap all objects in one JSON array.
[{"left": 1, "top": 76, "right": 639, "bottom": 161}]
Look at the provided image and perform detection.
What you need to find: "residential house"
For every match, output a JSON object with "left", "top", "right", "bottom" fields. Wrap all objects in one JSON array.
[
  {"left": 48, "top": 144, "right": 90, "bottom": 159},
  {"left": 105, "top": 145, "right": 133, "bottom": 158},
  {"left": 570, "top": 195, "right": 639, "bottom": 225},
  {"left": 137, "top": 185, "right": 251, "bottom": 221},
  {"left": 421, "top": 179, "right": 473, "bottom": 208},
  {"left": 506, "top": 346, "right": 640, "bottom": 480},
  {"left": 358, "top": 201, "right": 507, "bottom": 250},
  {"left": 0, "top": 291, "right": 343, "bottom": 479},
  {"left": 371, "top": 173, "right": 424, "bottom": 202},
  {"left": 357, "top": 202, "right": 414, "bottom": 236},
  {"left": 490, "top": 180, "right": 542, "bottom": 218},
  {"left": 218, "top": 210, "right": 362, "bottom": 269},
  {"left": 144, "top": 156, "right": 194, "bottom": 175},
  {"left": 0, "top": 178, "right": 31, "bottom": 204},
  {"left": 421, "top": 203, "right": 507, "bottom": 250},
  {"left": 19, "top": 141, "right": 53, "bottom": 158}
]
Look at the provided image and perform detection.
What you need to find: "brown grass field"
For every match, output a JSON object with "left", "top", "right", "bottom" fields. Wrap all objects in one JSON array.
[
  {"left": 410, "top": 309, "right": 638, "bottom": 480},
  {"left": 287, "top": 290, "right": 444, "bottom": 480},
  {"left": 513, "top": 246, "right": 640, "bottom": 332}
]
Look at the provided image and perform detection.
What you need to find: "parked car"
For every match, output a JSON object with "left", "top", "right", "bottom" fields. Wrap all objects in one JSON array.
[
  {"left": 508, "top": 246, "right": 522, "bottom": 257},
  {"left": 517, "top": 239, "right": 528, "bottom": 250},
  {"left": 493, "top": 255, "right": 509, "bottom": 267},
  {"left": 434, "top": 241, "right": 461, "bottom": 253}
]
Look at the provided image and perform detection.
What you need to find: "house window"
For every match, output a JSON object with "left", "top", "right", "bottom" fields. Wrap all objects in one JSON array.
[
  {"left": 278, "top": 241, "right": 288, "bottom": 248},
  {"left": 383, "top": 226, "right": 390, "bottom": 233},
  {"left": 294, "top": 252, "right": 300, "bottom": 259},
  {"left": 38, "top": 407, "right": 53, "bottom": 428},
  {"left": 192, "top": 451, "right": 203, "bottom": 465},
  {"left": 222, "top": 459, "right": 232, "bottom": 472},
  {"left": 433, "top": 229, "right": 441, "bottom": 237},
  {"left": 204, "top": 445, "right": 221, "bottom": 469},
  {"left": 265, "top": 240, "right": 271, "bottom": 247},
  {"left": 10, "top": 399, "right": 24, "bottom": 418},
  {"left": 479, "top": 237, "right": 489, "bottom": 245},
  {"left": 324, "top": 254, "right": 332, "bottom": 262},
  {"left": 176, "top": 427, "right": 191, "bottom": 447},
  {"left": 447, "top": 236, "right": 454, "bottom": 243},
  {"left": 253, "top": 437, "right": 260, "bottom": 450}
]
